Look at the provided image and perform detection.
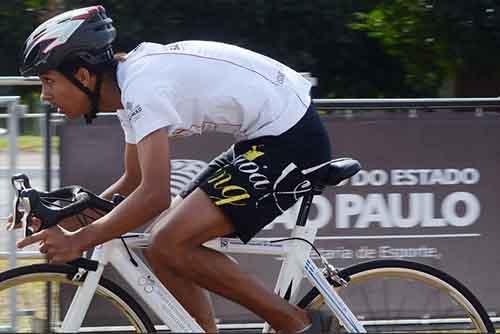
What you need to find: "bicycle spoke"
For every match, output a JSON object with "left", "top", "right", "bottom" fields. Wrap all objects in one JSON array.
[{"left": 299, "top": 260, "right": 493, "bottom": 333}]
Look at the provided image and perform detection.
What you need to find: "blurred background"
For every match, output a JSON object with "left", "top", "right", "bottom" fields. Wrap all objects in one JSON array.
[
  {"left": 1, "top": 0, "right": 500, "bottom": 332},
  {"left": 3, "top": 0, "right": 500, "bottom": 163},
  {"left": 3, "top": 0, "right": 500, "bottom": 99}
]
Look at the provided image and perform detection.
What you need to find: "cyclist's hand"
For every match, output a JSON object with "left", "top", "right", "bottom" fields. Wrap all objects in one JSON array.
[
  {"left": 16, "top": 222, "right": 83, "bottom": 263},
  {"left": 4, "top": 215, "right": 15, "bottom": 230},
  {"left": 5, "top": 215, "right": 42, "bottom": 232}
]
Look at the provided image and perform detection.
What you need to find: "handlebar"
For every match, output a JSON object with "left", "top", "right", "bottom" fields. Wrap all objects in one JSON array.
[
  {"left": 10, "top": 173, "right": 116, "bottom": 237},
  {"left": 9, "top": 174, "right": 123, "bottom": 271}
]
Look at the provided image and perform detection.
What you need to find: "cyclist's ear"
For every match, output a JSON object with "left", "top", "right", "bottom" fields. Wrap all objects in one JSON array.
[{"left": 74, "top": 67, "right": 94, "bottom": 89}]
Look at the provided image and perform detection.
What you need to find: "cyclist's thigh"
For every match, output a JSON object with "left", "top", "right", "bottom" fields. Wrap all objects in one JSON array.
[
  {"left": 145, "top": 194, "right": 184, "bottom": 233},
  {"left": 149, "top": 188, "right": 235, "bottom": 247}
]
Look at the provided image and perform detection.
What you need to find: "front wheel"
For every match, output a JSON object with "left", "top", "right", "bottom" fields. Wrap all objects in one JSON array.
[
  {"left": 0, "top": 263, "right": 155, "bottom": 333},
  {"left": 298, "top": 259, "right": 494, "bottom": 333}
]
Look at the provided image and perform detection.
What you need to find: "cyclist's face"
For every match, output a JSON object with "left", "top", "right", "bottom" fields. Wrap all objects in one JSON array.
[{"left": 39, "top": 70, "right": 91, "bottom": 119}]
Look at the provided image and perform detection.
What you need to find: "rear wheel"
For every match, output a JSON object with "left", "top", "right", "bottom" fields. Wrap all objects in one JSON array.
[
  {"left": 298, "top": 259, "right": 494, "bottom": 333},
  {"left": 0, "top": 264, "right": 155, "bottom": 333}
]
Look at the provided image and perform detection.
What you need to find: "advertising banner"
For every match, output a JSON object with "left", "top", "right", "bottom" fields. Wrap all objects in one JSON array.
[{"left": 59, "top": 111, "right": 500, "bottom": 324}]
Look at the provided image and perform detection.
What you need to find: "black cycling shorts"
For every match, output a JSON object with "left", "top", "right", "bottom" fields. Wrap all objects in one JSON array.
[{"left": 180, "top": 103, "right": 332, "bottom": 243}]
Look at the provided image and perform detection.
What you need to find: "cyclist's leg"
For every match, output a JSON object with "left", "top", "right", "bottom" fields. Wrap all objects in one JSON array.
[
  {"left": 146, "top": 188, "right": 311, "bottom": 333},
  {"left": 144, "top": 195, "right": 218, "bottom": 332},
  {"left": 144, "top": 249, "right": 217, "bottom": 331}
]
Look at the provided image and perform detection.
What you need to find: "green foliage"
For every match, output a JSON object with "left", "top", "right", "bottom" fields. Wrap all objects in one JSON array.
[
  {"left": 0, "top": 1, "right": 46, "bottom": 76},
  {"left": 0, "top": 135, "right": 60, "bottom": 152},
  {"left": 352, "top": 0, "right": 500, "bottom": 95},
  {"left": 0, "top": 1, "right": 48, "bottom": 103},
  {"left": 8, "top": 0, "right": 415, "bottom": 98},
  {"left": 6, "top": 1, "right": 500, "bottom": 98}
]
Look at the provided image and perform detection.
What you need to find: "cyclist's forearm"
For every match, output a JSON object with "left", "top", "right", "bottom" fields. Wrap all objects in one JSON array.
[
  {"left": 58, "top": 209, "right": 100, "bottom": 231},
  {"left": 100, "top": 173, "right": 141, "bottom": 200},
  {"left": 76, "top": 183, "right": 170, "bottom": 251},
  {"left": 58, "top": 175, "right": 138, "bottom": 232}
]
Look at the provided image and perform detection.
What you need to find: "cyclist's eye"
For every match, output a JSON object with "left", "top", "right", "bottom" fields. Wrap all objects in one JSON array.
[{"left": 41, "top": 77, "right": 54, "bottom": 86}]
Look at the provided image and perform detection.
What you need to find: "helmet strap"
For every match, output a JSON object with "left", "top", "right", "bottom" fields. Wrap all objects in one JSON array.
[{"left": 62, "top": 72, "right": 102, "bottom": 124}]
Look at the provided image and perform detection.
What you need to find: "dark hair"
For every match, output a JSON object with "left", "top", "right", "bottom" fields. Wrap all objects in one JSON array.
[{"left": 58, "top": 55, "right": 119, "bottom": 82}]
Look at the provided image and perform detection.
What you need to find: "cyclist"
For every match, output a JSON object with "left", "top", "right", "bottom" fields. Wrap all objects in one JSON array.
[{"left": 15, "top": 6, "right": 331, "bottom": 333}]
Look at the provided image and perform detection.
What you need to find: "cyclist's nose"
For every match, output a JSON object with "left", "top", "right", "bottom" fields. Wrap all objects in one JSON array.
[{"left": 40, "top": 87, "right": 53, "bottom": 105}]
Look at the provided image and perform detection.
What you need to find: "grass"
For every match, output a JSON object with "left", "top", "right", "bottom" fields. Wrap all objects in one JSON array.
[
  {"left": 0, "top": 136, "right": 59, "bottom": 152},
  {"left": 0, "top": 258, "right": 44, "bottom": 272}
]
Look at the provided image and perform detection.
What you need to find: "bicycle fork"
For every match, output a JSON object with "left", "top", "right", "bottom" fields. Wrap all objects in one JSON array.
[
  {"left": 303, "top": 258, "right": 366, "bottom": 333},
  {"left": 60, "top": 255, "right": 106, "bottom": 332}
]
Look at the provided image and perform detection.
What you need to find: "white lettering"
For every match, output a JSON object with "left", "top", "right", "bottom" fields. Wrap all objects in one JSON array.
[
  {"left": 351, "top": 170, "right": 369, "bottom": 186},
  {"left": 444, "top": 169, "right": 461, "bottom": 185},
  {"left": 351, "top": 170, "right": 388, "bottom": 186},
  {"left": 442, "top": 192, "right": 480, "bottom": 227},
  {"left": 428, "top": 169, "right": 444, "bottom": 185},
  {"left": 378, "top": 245, "right": 440, "bottom": 259},
  {"left": 386, "top": 168, "right": 481, "bottom": 186},
  {"left": 336, "top": 192, "right": 480, "bottom": 228},
  {"left": 391, "top": 169, "right": 407, "bottom": 186},
  {"left": 356, "top": 194, "right": 392, "bottom": 228},
  {"left": 420, "top": 193, "right": 446, "bottom": 227},
  {"left": 370, "top": 170, "right": 388, "bottom": 186},
  {"left": 462, "top": 168, "right": 480, "bottom": 185},
  {"left": 336, "top": 194, "right": 364, "bottom": 228},
  {"left": 237, "top": 162, "right": 259, "bottom": 174},
  {"left": 418, "top": 169, "right": 432, "bottom": 185},
  {"left": 388, "top": 193, "right": 420, "bottom": 228},
  {"left": 248, "top": 173, "right": 270, "bottom": 189}
]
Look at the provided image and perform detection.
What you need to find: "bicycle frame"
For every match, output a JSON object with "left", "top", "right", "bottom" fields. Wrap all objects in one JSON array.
[{"left": 60, "top": 221, "right": 367, "bottom": 333}]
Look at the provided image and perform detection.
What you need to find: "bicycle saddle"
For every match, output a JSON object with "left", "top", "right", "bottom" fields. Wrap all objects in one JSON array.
[{"left": 303, "top": 158, "right": 361, "bottom": 186}]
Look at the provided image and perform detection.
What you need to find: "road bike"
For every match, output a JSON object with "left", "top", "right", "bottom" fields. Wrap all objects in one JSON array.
[{"left": 0, "top": 158, "right": 494, "bottom": 333}]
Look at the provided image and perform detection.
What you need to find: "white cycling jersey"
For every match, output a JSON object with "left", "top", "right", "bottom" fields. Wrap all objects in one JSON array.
[{"left": 115, "top": 41, "right": 312, "bottom": 144}]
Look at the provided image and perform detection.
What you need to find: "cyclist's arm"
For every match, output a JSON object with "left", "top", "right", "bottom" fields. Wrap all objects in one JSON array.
[
  {"left": 76, "top": 128, "right": 171, "bottom": 250},
  {"left": 100, "top": 142, "right": 142, "bottom": 200},
  {"left": 58, "top": 143, "right": 142, "bottom": 231}
]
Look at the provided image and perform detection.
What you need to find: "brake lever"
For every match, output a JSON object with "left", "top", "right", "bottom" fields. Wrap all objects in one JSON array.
[
  {"left": 10, "top": 196, "right": 23, "bottom": 230},
  {"left": 11, "top": 173, "right": 31, "bottom": 190},
  {"left": 9, "top": 193, "right": 35, "bottom": 238},
  {"left": 9, "top": 174, "right": 31, "bottom": 232},
  {"left": 20, "top": 198, "right": 35, "bottom": 238},
  {"left": 9, "top": 174, "right": 113, "bottom": 238}
]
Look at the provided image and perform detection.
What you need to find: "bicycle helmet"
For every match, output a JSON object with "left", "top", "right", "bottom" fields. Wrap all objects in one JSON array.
[{"left": 20, "top": 6, "right": 117, "bottom": 123}]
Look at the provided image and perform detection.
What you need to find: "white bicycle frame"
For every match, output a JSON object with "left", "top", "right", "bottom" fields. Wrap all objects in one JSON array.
[{"left": 60, "top": 222, "right": 367, "bottom": 333}]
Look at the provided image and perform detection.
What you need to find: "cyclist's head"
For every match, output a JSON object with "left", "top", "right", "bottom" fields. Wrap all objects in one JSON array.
[{"left": 20, "top": 6, "right": 117, "bottom": 124}]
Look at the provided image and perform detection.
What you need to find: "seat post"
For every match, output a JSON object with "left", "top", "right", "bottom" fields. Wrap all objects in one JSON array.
[{"left": 296, "top": 190, "right": 315, "bottom": 227}]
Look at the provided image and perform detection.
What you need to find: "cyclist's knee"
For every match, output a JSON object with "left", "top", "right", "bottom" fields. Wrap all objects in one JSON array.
[{"left": 148, "top": 230, "right": 186, "bottom": 270}]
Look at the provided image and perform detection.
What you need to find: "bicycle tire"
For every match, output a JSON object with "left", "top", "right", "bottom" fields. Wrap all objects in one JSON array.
[
  {"left": 0, "top": 263, "right": 156, "bottom": 333},
  {"left": 297, "top": 259, "right": 494, "bottom": 333}
]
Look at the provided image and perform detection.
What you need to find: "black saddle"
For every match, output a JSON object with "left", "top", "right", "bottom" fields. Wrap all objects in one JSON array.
[{"left": 303, "top": 158, "right": 361, "bottom": 187}]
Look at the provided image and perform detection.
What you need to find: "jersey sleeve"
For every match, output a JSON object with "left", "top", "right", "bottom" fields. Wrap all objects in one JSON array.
[
  {"left": 116, "top": 109, "right": 137, "bottom": 144},
  {"left": 121, "top": 79, "right": 182, "bottom": 144}
]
